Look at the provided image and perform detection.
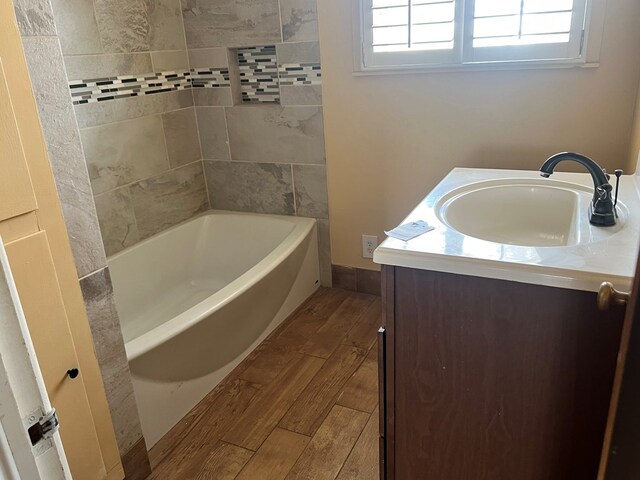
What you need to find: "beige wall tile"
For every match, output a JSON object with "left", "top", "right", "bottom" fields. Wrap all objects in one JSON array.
[
  {"left": 276, "top": 41, "right": 320, "bottom": 64},
  {"left": 151, "top": 50, "right": 189, "bottom": 71},
  {"left": 50, "top": 0, "right": 103, "bottom": 54},
  {"left": 196, "top": 107, "right": 230, "bottom": 159},
  {"left": 188, "top": 47, "right": 230, "bottom": 68},
  {"left": 131, "top": 162, "right": 208, "bottom": 238},
  {"left": 280, "top": 0, "right": 318, "bottom": 42},
  {"left": 80, "top": 268, "right": 145, "bottom": 455},
  {"left": 280, "top": 85, "right": 322, "bottom": 106},
  {"left": 14, "top": 0, "right": 57, "bottom": 36},
  {"left": 94, "top": 188, "right": 140, "bottom": 256},
  {"left": 64, "top": 52, "right": 153, "bottom": 80},
  {"left": 163, "top": 107, "right": 202, "bottom": 168},
  {"left": 112, "top": 89, "right": 194, "bottom": 122},
  {"left": 148, "top": 0, "right": 186, "bottom": 51},
  {"left": 204, "top": 160, "right": 295, "bottom": 215},
  {"left": 81, "top": 115, "right": 170, "bottom": 194},
  {"left": 226, "top": 105, "right": 325, "bottom": 164},
  {"left": 317, "top": 219, "right": 332, "bottom": 287},
  {"left": 22, "top": 37, "right": 108, "bottom": 277},
  {"left": 74, "top": 102, "right": 115, "bottom": 129},
  {"left": 193, "top": 88, "right": 234, "bottom": 107},
  {"left": 293, "top": 164, "right": 328, "bottom": 218},
  {"left": 93, "top": 0, "right": 150, "bottom": 52},
  {"left": 181, "top": 0, "right": 281, "bottom": 48}
]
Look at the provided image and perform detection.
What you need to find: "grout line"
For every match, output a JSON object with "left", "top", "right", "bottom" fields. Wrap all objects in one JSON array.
[
  {"left": 291, "top": 163, "right": 298, "bottom": 216},
  {"left": 222, "top": 106, "right": 233, "bottom": 161},
  {"left": 192, "top": 107, "right": 211, "bottom": 209},
  {"left": 79, "top": 103, "right": 195, "bottom": 131},
  {"left": 89, "top": 0, "right": 105, "bottom": 53},
  {"left": 277, "top": 0, "right": 285, "bottom": 44},
  {"left": 77, "top": 266, "right": 106, "bottom": 282},
  {"left": 93, "top": 159, "right": 203, "bottom": 198}
]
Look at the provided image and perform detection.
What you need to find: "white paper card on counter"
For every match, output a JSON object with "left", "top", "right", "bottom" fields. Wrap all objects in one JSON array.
[{"left": 385, "top": 220, "right": 435, "bottom": 241}]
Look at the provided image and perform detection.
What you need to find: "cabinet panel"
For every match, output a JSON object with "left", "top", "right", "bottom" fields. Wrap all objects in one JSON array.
[
  {"left": 390, "top": 267, "right": 624, "bottom": 480},
  {"left": 0, "top": 59, "right": 38, "bottom": 222},
  {"left": 6, "top": 232, "right": 106, "bottom": 479}
]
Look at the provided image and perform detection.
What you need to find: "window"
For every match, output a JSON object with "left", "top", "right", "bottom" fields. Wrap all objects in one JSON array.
[{"left": 357, "top": 0, "right": 597, "bottom": 71}]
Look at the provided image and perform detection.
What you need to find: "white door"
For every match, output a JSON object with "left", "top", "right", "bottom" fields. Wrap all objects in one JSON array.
[{"left": 0, "top": 236, "right": 70, "bottom": 479}]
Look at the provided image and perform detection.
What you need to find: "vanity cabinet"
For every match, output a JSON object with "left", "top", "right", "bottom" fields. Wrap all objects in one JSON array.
[{"left": 378, "top": 265, "right": 626, "bottom": 480}]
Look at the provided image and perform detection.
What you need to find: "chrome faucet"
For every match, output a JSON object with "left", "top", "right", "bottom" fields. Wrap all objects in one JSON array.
[{"left": 540, "top": 152, "right": 617, "bottom": 227}]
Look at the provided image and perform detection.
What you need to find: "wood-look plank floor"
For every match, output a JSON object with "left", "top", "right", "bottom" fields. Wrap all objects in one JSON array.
[{"left": 149, "top": 288, "right": 381, "bottom": 480}]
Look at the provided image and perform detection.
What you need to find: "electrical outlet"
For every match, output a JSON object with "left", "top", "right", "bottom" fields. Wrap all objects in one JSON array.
[{"left": 362, "top": 235, "right": 378, "bottom": 259}]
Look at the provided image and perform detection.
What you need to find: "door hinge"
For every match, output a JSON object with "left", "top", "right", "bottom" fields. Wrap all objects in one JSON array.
[{"left": 27, "top": 409, "right": 59, "bottom": 446}]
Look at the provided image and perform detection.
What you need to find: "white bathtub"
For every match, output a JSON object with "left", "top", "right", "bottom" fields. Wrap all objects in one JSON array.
[{"left": 108, "top": 211, "right": 320, "bottom": 446}]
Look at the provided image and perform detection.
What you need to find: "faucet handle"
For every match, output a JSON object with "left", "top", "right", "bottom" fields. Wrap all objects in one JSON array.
[
  {"left": 602, "top": 168, "right": 611, "bottom": 181},
  {"left": 614, "top": 169, "right": 623, "bottom": 207}
]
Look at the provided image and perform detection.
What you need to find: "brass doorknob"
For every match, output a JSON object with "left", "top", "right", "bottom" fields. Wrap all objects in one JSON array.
[{"left": 597, "top": 282, "right": 630, "bottom": 310}]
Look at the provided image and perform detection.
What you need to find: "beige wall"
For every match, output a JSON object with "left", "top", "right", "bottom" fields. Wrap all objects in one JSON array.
[
  {"left": 629, "top": 85, "right": 640, "bottom": 169},
  {"left": 318, "top": 0, "right": 640, "bottom": 270}
]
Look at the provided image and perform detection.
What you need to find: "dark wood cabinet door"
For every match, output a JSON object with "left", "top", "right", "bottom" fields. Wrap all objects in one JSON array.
[{"left": 388, "top": 267, "right": 625, "bottom": 480}]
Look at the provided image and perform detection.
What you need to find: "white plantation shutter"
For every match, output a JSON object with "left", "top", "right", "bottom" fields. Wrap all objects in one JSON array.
[
  {"left": 360, "top": 0, "right": 590, "bottom": 69},
  {"left": 464, "top": 0, "right": 588, "bottom": 63},
  {"left": 364, "top": 0, "right": 464, "bottom": 67}
]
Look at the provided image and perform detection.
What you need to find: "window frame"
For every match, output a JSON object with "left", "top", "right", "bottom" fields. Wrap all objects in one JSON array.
[{"left": 352, "top": 0, "right": 606, "bottom": 74}]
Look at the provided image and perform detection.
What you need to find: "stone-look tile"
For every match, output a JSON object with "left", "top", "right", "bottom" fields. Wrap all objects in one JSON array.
[
  {"left": 49, "top": 0, "right": 103, "bottom": 55},
  {"left": 93, "top": 0, "right": 150, "bottom": 53},
  {"left": 226, "top": 106, "right": 325, "bottom": 164},
  {"left": 193, "top": 88, "right": 234, "bottom": 107},
  {"left": 204, "top": 160, "right": 295, "bottom": 215},
  {"left": 131, "top": 162, "right": 209, "bottom": 238},
  {"left": 276, "top": 40, "right": 320, "bottom": 64},
  {"left": 317, "top": 219, "right": 332, "bottom": 287},
  {"left": 162, "top": 108, "right": 202, "bottom": 168},
  {"left": 94, "top": 188, "right": 140, "bottom": 256},
  {"left": 151, "top": 50, "right": 189, "bottom": 71},
  {"left": 21, "top": 37, "right": 107, "bottom": 277},
  {"left": 81, "top": 115, "right": 170, "bottom": 195},
  {"left": 280, "top": 0, "right": 319, "bottom": 42},
  {"left": 74, "top": 102, "right": 115, "bottom": 129},
  {"left": 64, "top": 53, "right": 153, "bottom": 80},
  {"left": 196, "top": 107, "right": 230, "bottom": 159},
  {"left": 148, "top": 0, "right": 186, "bottom": 51},
  {"left": 112, "top": 89, "right": 193, "bottom": 122},
  {"left": 75, "top": 90, "right": 194, "bottom": 128},
  {"left": 13, "top": 0, "right": 56, "bottom": 36},
  {"left": 188, "top": 47, "right": 230, "bottom": 68},
  {"left": 280, "top": 85, "right": 323, "bottom": 106},
  {"left": 181, "top": 0, "right": 281, "bottom": 48},
  {"left": 80, "top": 268, "right": 145, "bottom": 456},
  {"left": 293, "top": 164, "right": 328, "bottom": 218}
]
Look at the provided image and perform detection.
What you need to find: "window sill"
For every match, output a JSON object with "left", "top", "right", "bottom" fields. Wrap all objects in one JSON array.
[{"left": 352, "top": 59, "right": 600, "bottom": 77}]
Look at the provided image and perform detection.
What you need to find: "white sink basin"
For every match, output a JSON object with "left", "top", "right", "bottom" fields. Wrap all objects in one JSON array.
[{"left": 435, "top": 178, "right": 623, "bottom": 247}]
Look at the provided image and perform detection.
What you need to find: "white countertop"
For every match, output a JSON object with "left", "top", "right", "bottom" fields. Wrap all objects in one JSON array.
[{"left": 373, "top": 168, "right": 640, "bottom": 292}]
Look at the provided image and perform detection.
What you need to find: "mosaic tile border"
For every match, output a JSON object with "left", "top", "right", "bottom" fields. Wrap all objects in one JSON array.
[
  {"left": 69, "top": 68, "right": 230, "bottom": 105},
  {"left": 67, "top": 46, "right": 322, "bottom": 106},
  {"left": 237, "top": 45, "right": 280, "bottom": 104},
  {"left": 278, "top": 63, "right": 322, "bottom": 86}
]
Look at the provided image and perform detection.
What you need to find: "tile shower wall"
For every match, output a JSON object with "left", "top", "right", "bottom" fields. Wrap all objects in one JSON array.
[
  {"left": 182, "top": 0, "right": 332, "bottom": 285},
  {"left": 56, "top": 0, "right": 210, "bottom": 257},
  {"left": 12, "top": 0, "right": 150, "bottom": 477}
]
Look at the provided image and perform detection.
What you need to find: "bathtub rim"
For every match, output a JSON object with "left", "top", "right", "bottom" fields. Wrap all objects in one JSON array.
[{"left": 108, "top": 210, "right": 317, "bottom": 361}]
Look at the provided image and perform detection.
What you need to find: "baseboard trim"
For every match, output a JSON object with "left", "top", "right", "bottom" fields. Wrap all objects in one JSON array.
[
  {"left": 331, "top": 265, "right": 381, "bottom": 296},
  {"left": 122, "top": 438, "right": 151, "bottom": 480}
]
